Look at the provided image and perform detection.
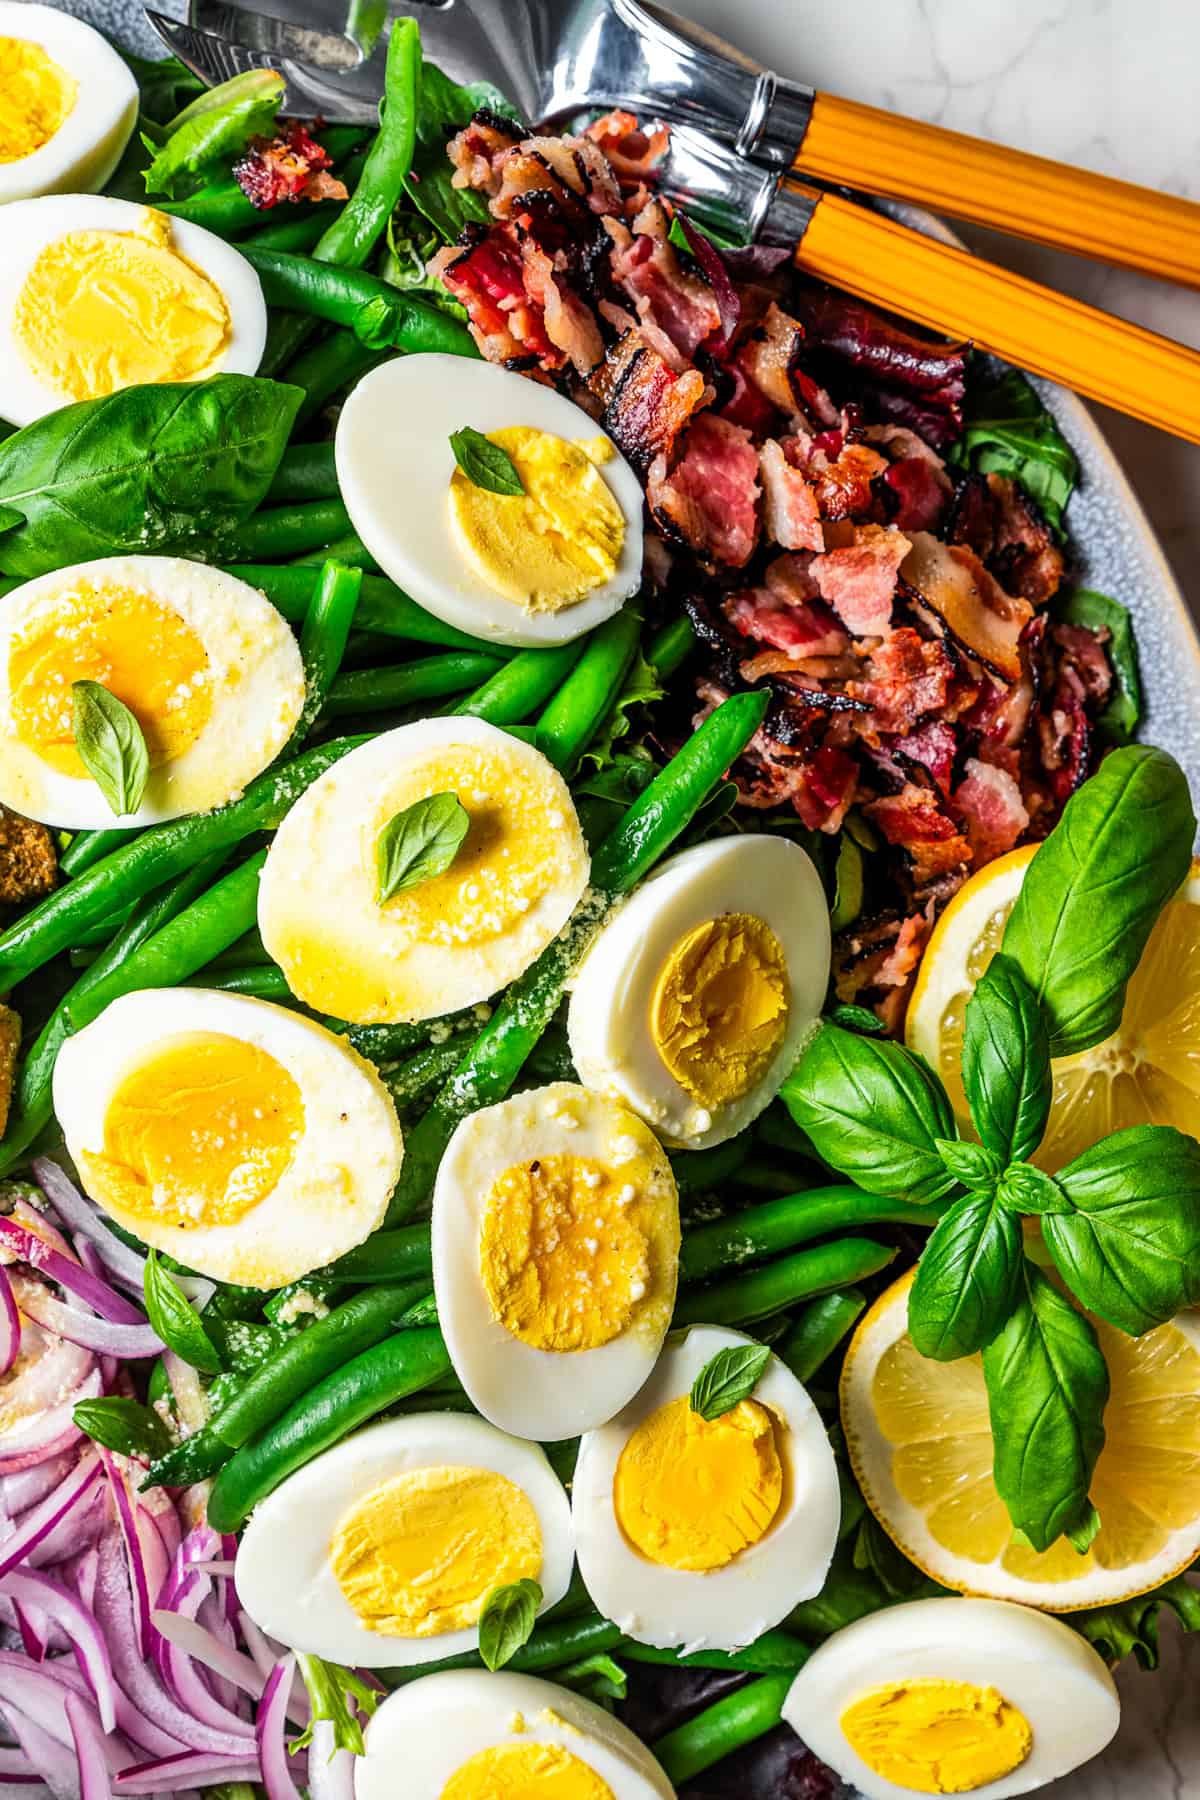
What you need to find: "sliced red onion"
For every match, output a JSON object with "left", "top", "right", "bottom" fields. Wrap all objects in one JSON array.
[
  {"left": 0, "top": 1701, "right": 89, "bottom": 1800},
  {"left": 0, "top": 1220, "right": 137, "bottom": 1324},
  {"left": 11, "top": 1597, "right": 48, "bottom": 1660},
  {"left": 0, "top": 1324, "right": 97, "bottom": 1474},
  {"left": 68, "top": 1544, "right": 100, "bottom": 1614},
  {"left": 27, "top": 1479, "right": 106, "bottom": 1571},
  {"left": 152, "top": 1608, "right": 267, "bottom": 1704},
  {"left": 113, "top": 1755, "right": 262, "bottom": 1794},
  {"left": 161, "top": 1355, "right": 206, "bottom": 1436},
  {"left": 29, "top": 1163, "right": 214, "bottom": 1308},
  {"left": 675, "top": 210, "right": 740, "bottom": 345},
  {"left": 1, "top": 1569, "right": 118, "bottom": 1733},
  {"left": 256, "top": 1656, "right": 302, "bottom": 1800},
  {"left": 66, "top": 1691, "right": 113, "bottom": 1800},
  {"left": 306, "top": 1720, "right": 355, "bottom": 1800},
  {"left": 13, "top": 1199, "right": 79, "bottom": 1266},
  {"left": 0, "top": 1655, "right": 118, "bottom": 1768},
  {"left": 0, "top": 1266, "right": 19, "bottom": 1377},
  {"left": 232, "top": 1615, "right": 309, "bottom": 1728},
  {"left": 53, "top": 1660, "right": 185, "bottom": 1761},
  {"left": 194, "top": 1561, "right": 236, "bottom": 1579},
  {"left": 195, "top": 1589, "right": 242, "bottom": 1714},
  {"left": 0, "top": 1454, "right": 101, "bottom": 1580},
  {"left": 136, "top": 1509, "right": 170, "bottom": 1617},
  {"left": 154, "top": 1572, "right": 250, "bottom": 1732},
  {"left": 19, "top": 1289, "right": 163, "bottom": 1360},
  {"left": 4, "top": 1452, "right": 78, "bottom": 1515},
  {"left": 0, "top": 1751, "right": 37, "bottom": 1779},
  {"left": 100, "top": 1454, "right": 154, "bottom": 1657}
]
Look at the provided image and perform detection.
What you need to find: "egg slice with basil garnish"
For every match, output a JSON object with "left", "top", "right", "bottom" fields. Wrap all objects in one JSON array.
[
  {"left": 335, "top": 354, "right": 644, "bottom": 647},
  {"left": 258, "top": 716, "right": 590, "bottom": 1023},
  {"left": 568, "top": 834, "right": 830, "bottom": 1148},
  {"left": 0, "top": 556, "right": 305, "bottom": 827},
  {"left": 53, "top": 988, "right": 404, "bottom": 1288},
  {"left": 0, "top": 3, "right": 138, "bottom": 204},
  {"left": 572, "top": 1324, "right": 840, "bottom": 1651}
]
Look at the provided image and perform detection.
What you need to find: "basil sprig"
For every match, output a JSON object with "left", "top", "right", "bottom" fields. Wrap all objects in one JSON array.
[
  {"left": 143, "top": 1250, "right": 223, "bottom": 1374},
  {"left": 73, "top": 1395, "right": 172, "bottom": 1462},
  {"left": 908, "top": 1190, "right": 1022, "bottom": 1362},
  {"left": 376, "top": 791, "right": 469, "bottom": 904},
  {"left": 449, "top": 426, "right": 525, "bottom": 496},
  {"left": 690, "top": 1343, "right": 771, "bottom": 1421},
  {"left": 478, "top": 1578, "right": 542, "bottom": 1671},
  {"left": 962, "top": 954, "right": 1051, "bottom": 1164},
  {"left": 72, "top": 680, "right": 149, "bottom": 818}
]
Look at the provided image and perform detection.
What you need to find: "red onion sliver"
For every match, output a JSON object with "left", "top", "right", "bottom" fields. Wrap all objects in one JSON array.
[
  {"left": 19, "top": 1288, "right": 164, "bottom": 1359},
  {"left": 27, "top": 1477, "right": 107, "bottom": 1571},
  {"left": 0, "top": 1267, "right": 19, "bottom": 1376},
  {"left": 152, "top": 1609, "right": 266, "bottom": 1703},
  {"left": 53, "top": 1658, "right": 185, "bottom": 1761},
  {"left": 0, "top": 1701, "right": 89, "bottom": 1800},
  {"left": 67, "top": 1691, "right": 114, "bottom": 1800},
  {"left": 0, "top": 1655, "right": 118, "bottom": 1767},
  {"left": 4, "top": 1452, "right": 79, "bottom": 1515},
  {"left": 11, "top": 1598, "right": 48, "bottom": 1661},
  {"left": 1, "top": 1568, "right": 118, "bottom": 1733},
  {"left": 114, "top": 1755, "right": 263, "bottom": 1795},
  {"left": 13, "top": 1200, "right": 79, "bottom": 1266},
  {"left": 101, "top": 1454, "right": 154, "bottom": 1657},
  {"left": 0, "top": 1454, "right": 102, "bottom": 1580},
  {"left": 0, "top": 1752, "right": 37, "bottom": 1779},
  {"left": 0, "top": 1219, "right": 136, "bottom": 1323},
  {"left": 307, "top": 1720, "right": 355, "bottom": 1800},
  {"left": 257, "top": 1656, "right": 302, "bottom": 1800},
  {"left": 675, "top": 210, "right": 740, "bottom": 345}
]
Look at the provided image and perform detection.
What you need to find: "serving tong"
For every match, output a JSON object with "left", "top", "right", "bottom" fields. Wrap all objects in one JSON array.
[{"left": 149, "top": 0, "right": 1200, "bottom": 443}]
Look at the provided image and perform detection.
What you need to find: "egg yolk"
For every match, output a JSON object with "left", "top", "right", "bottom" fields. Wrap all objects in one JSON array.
[
  {"left": 13, "top": 208, "right": 230, "bottom": 403},
  {"left": 80, "top": 1032, "right": 304, "bottom": 1231},
  {"left": 839, "top": 1679, "right": 1033, "bottom": 1794},
  {"left": 441, "top": 1743, "right": 615, "bottom": 1800},
  {"left": 449, "top": 427, "right": 625, "bottom": 615},
  {"left": 652, "top": 913, "right": 790, "bottom": 1111},
  {"left": 8, "top": 580, "right": 213, "bottom": 779},
  {"left": 613, "top": 1393, "right": 784, "bottom": 1571},
  {"left": 0, "top": 37, "right": 77, "bottom": 162},
  {"left": 330, "top": 1465, "right": 542, "bottom": 1638}
]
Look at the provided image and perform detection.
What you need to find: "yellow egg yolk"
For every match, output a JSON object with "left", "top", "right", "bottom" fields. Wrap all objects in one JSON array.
[
  {"left": 80, "top": 1032, "right": 304, "bottom": 1232},
  {"left": 8, "top": 580, "right": 213, "bottom": 778},
  {"left": 652, "top": 912, "right": 790, "bottom": 1111},
  {"left": 441, "top": 1742, "right": 615, "bottom": 1800},
  {"left": 613, "top": 1393, "right": 785, "bottom": 1571},
  {"left": 330, "top": 1465, "right": 543, "bottom": 1638},
  {"left": 0, "top": 37, "right": 77, "bottom": 163},
  {"left": 14, "top": 208, "right": 230, "bottom": 404},
  {"left": 449, "top": 427, "right": 625, "bottom": 614},
  {"left": 840, "top": 1680, "right": 1034, "bottom": 1794},
  {"left": 479, "top": 1153, "right": 661, "bottom": 1354}
]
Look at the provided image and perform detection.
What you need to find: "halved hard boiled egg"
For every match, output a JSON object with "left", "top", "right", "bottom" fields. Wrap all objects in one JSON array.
[
  {"left": 0, "top": 556, "right": 305, "bottom": 828},
  {"left": 0, "top": 5, "right": 138, "bottom": 204},
  {"left": 236, "top": 1413, "right": 573, "bottom": 1667},
  {"left": 336, "top": 355, "right": 644, "bottom": 647},
  {"left": 0, "top": 196, "right": 266, "bottom": 426},
  {"left": 572, "top": 1324, "right": 840, "bottom": 1652},
  {"left": 782, "top": 1597, "right": 1120, "bottom": 1800},
  {"left": 432, "top": 1083, "right": 680, "bottom": 1441},
  {"left": 52, "top": 988, "right": 404, "bottom": 1289},
  {"left": 568, "top": 835, "right": 830, "bottom": 1148},
  {"left": 358, "top": 1670, "right": 675, "bottom": 1800},
  {"left": 258, "top": 717, "right": 590, "bottom": 1024}
]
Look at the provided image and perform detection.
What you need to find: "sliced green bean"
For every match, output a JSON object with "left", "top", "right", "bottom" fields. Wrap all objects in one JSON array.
[
  {"left": 674, "top": 1238, "right": 896, "bottom": 1327},
  {"left": 385, "top": 1612, "right": 624, "bottom": 1687},
  {"left": 654, "top": 1674, "right": 793, "bottom": 1785},
  {"left": 534, "top": 612, "right": 640, "bottom": 773},
  {"left": 220, "top": 497, "right": 352, "bottom": 562},
  {"left": 324, "top": 1224, "right": 433, "bottom": 1286},
  {"left": 285, "top": 330, "right": 389, "bottom": 431},
  {"left": 450, "top": 642, "right": 584, "bottom": 726},
  {"left": 290, "top": 530, "right": 379, "bottom": 571},
  {"left": 680, "top": 1185, "right": 944, "bottom": 1285},
  {"left": 266, "top": 442, "right": 339, "bottom": 503},
  {"left": 244, "top": 245, "right": 475, "bottom": 358},
  {"left": 157, "top": 178, "right": 262, "bottom": 237},
  {"left": 385, "top": 1039, "right": 470, "bottom": 1107},
  {"left": 621, "top": 1631, "right": 809, "bottom": 1677},
  {"left": 336, "top": 1006, "right": 487, "bottom": 1063},
  {"left": 224, "top": 564, "right": 488, "bottom": 653},
  {"left": 186, "top": 965, "right": 293, "bottom": 1001},
  {"left": 206, "top": 1326, "right": 450, "bottom": 1530},
  {"left": 291, "top": 560, "right": 361, "bottom": 744},
  {"left": 207, "top": 928, "right": 271, "bottom": 970},
  {"left": 648, "top": 614, "right": 697, "bottom": 679},
  {"left": 325, "top": 653, "right": 503, "bottom": 719},
  {"left": 243, "top": 209, "right": 335, "bottom": 254},
  {"left": 59, "top": 828, "right": 138, "bottom": 878},
  {"left": 776, "top": 1289, "right": 867, "bottom": 1385}
]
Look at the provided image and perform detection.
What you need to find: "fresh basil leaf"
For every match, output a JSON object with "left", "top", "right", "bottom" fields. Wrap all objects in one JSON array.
[
  {"left": 478, "top": 1578, "right": 542, "bottom": 1671},
  {"left": 955, "top": 369, "right": 1077, "bottom": 532},
  {"left": 782, "top": 1026, "right": 959, "bottom": 1204},
  {"left": 0, "top": 376, "right": 303, "bottom": 578},
  {"left": 141, "top": 1424, "right": 230, "bottom": 1491},
  {"left": 144, "top": 70, "right": 284, "bottom": 197},
  {"left": 293, "top": 1654, "right": 380, "bottom": 1757},
  {"left": 73, "top": 1395, "right": 172, "bottom": 1461},
  {"left": 376, "top": 791, "right": 470, "bottom": 904},
  {"left": 997, "top": 1162, "right": 1070, "bottom": 1215},
  {"left": 1043, "top": 1125, "right": 1200, "bottom": 1335},
  {"left": 143, "top": 1250, "right": 223, "bottom": 1375},
  {"left": 72, "top": 681, "right": 149, "bottom": 818},
  {"left": 556, "top": 1653, "right": 628, "bottom": 1704},
  {"left": 981, "top": 1261, "right": 1108, "bottom": 1552},
  {"left": 830, "top": 833, "right": 864, "bottom": 932},
  {"left": 1075, "top": 1571, "right": 1200, "bottom": 1670},
  {"left": 1066, "top": 1502, "right": 1102, "bottom": 1555},
  {"left": 449, "top": 427, "right": 525, "bottom": 497},
  {"left": 1001, "top": 746, "right": 1196, "bottom": 1056},
  {"left": 1057, "top": 589, "right": 1141, "bottom": 745},
  {"left": 934, "top": 1139, "right": 1003, "bottom": 1189},
  {"left": 908, "top": 1191, "right": 1022, "bottom": 1360},
  {"left": 826, "top": 1004, "right": 886, "bottom": 1036},
  {"left": 690, "top": 1344, "right": 772, "bottom": 1420},
  {"left": 961, "top": 954, "right": 1052, "bottom": 1165}
]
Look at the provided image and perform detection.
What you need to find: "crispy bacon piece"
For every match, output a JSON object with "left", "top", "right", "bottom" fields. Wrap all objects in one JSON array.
[
  {"left": 759, "top": 439, "right": 824, "bottom": 552},
  {"left": 835, "top": 905, "right": 935, "bottom": 1032},
  {"left": 233, "top": 122, "right": 345, "bottom": 209},
  {"left": 953, "top": 757, "right": 1029, "bottom": 864},
  {"left": 432, "top": 231, "right": 559, "bottom": 366},
  {"left": 589, "top": 330, "right": 711, "bottom": 472},
  {"left": 1039, "top": 660, "right": 1091, "bottom": 804},
  {"left": 900, "top": 531, "right": 1033, "bottom": 683},
  {"left": 647, "top": 413, "right": 760, "bottom": 567},
  {"left": 887, "top": 719, "right": 957, "bottom": 795},
  {"left": 606, "top": 208, "right": 722, "bottom": 359},
  {"left": 804, "top": 440, "right": 889, "bottom": 522},
  {"left": 584, "top": 109, "right": 670, "bottom": 185},
  {"left": 737, "top": 303, "right": 806, "bottom": 414},
  {"left": 812, "top": 523, "right": 911, "bottom": 637},
  {"left": 848, "top": 626, "right": 956, "bottom": 735},
  {"left": 948, "top": 473, "right": 1065, "bottom": 605},
  {"left": 865, "top": 784, "right": 972, "bottom": 886},
  {"left": 725, "top": 586, "right": 848, "bottom": 662},
  {"left": 881, "top": 458, "right": 951, "bottom": 531},
  {"left": 447, "top": 112, "right": 523, "bottom": 194},
  {"left": 520, "top": 240, "right": 604, "bottom": 374}
]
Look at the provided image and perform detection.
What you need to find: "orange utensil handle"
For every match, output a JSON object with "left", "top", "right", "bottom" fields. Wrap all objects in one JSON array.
[
  {"left": 793, "top": 189, "right": 1200, "bottom": 445},
  {"left": 794, "top": 92, "right": 1200, "bottom": 291}
]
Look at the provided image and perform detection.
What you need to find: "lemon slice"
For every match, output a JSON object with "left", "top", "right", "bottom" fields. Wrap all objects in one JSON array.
[
  {"left": 906, "top": 849, "right": 1200, "bottom": 1170},
  {"left": 841, "top": 1270, "right": 1200, "bottom": 1611}
]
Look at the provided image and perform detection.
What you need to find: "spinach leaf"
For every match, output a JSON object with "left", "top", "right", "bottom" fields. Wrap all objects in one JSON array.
[
  {"left": 782, "top": 1025, "right": 959, "bottom": 1204},
  {"left": 830, "top": 833, "right": 864, "bottom": 932},
  {"left": 1001, "top": 746, "right": 1195, "bottom": 1056},
  {"left": 690, "top": 1343, "right": 771, "bottom": 1420},
  {"left": 908, "top": 1190, "right": 1022, "bottom": 1360},
  {"left": 143, "top": 1250, "right": 223, "bottom": 1375},
  {"left": 380, "top": 214, "right": 470, "bottom": 320},
  {"left": 144, "top": 70, "right": 284, "bottom": 197},
  {"left": 400, "top": 57, "right": 520, "bottom": 243},
  {"left": 479, "top": 1579, "right": 542, "bottom": 1670},
  {"left": 73, "top": 1395, "right": 172, "bottom": 1462},
  {"left": 119, "top": 50, "right": 206, "bottom": 125},
  {"left": 0, "top": 376, "right": 303, "bottom": 579},
  {"left": 449, "top": 427, "right": 525, "bottom": 496},
  {"left": 1057, "top": 589, "right": 1142, "bottom": 744},
  {"left": 982, "top": 1261, "right": 1108, "bottom": 1551},
  {"left": 955, "top": 368, "right": 1077, "bottom": 532},
  {"left": 961, "top": 953, "right": 1052, "bottom": 1163},
  {"left": 376, "top": 792, "right": 470, "bottom": 903},
  {"left": 294, "top": 1655, "right": 380, "bottom": 1756},
  {"left": 1043, "top": 1125, "right": 1200, "bottom": 1335},
  {"left": 72, "top": 681, "right": 149, "bottom": 818}
]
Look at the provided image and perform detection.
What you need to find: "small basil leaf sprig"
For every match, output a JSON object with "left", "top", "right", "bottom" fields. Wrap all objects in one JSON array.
[
  {"left": 478, "top": 1578, "right": 543, "bottom": 1671},
  {"left": 690, "top": 1343, "right": 771, "bottom": 1420},
  {"left": 72, "top": 679, "right": 149, "bottom": 818},
  {"left": 450, "top": 426, "right": 525, "bottom": 496},
  {"left": 143, "top": 1250, "right": 223, "bottom": 1374},
  {"left": 376, "top": 791, "right": 470, "bottom": 904},
  {"left": 784, "top": 744, "right": 1200, "bottom": 1555}
]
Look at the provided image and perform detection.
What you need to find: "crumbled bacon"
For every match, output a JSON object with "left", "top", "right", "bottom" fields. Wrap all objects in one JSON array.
[
  {"left": 647, "top": 413, "right": 760, "bottom": 567},
  {"left": 584, "top": 109, "right": 670, "bottom": 185},
  {"left": 759, "top": 440, "right": 824, "bottom": 552},
  {"left": 901, "top": 532, "right": 1032, "bottom": 683},
  {"left": 431, "top": 231, "right": 559, "bottom": 365},
  {"left": 804, "top": 440, "right": 889, "bottom": 522},
  {"left": 812, "top": 524, "right": 911, "bottom": 637},
  {"left": 606, "top": 208, "right": 722, "bottom": 359},
  {"left": 447, "top": 113, "right": 523, "bottom": 195},
  {"left": 948, "top": 473, "right": 1065, "bottom": 604},
  {"left": 848, "top": 627, "right": 955, "bottom": 735},
  {"left": 726, "top": 584, "right": 848, "bottom": 662},
  {"left": 589, "top": 331, "right": 711, "bottom": 472},
  {"left": 953, "top": 758, "right": 1030, "bottom": 864},
  {"left": 232, "top": 122, "right": 345, "bottom": 209},
  {"left": 792, "top": 286, "right": 967, "bottom": 446},
  {"left": 520, "top": 239, "right": 604, "bottom": 375}
]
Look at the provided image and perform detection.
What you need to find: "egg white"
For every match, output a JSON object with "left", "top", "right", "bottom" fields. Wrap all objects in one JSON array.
[
  {"left": 335, "top": 355, "right": 645, "bottom": 648},
  {"left": 235, "top": 1413, "right": 573, "bottom": 1667},
  {"left": 432, "top": 1082, "right": 680, "bottom": 1442},
  {"left": 0, "top": 196, "right": 266, "bottom": 426},
  {"left": 0, "top": 5, "right": 138, "bottom": 205},
  {"left": 358, "top": 1671, "right": 675, "bottom": 1800},
  {"left": 568, "top": 835, "right": 830, "bottom": 1149},
  {"left": 573, "top": 1324, "right": 840, "bottom": 1652},
  {"left": 257, "top": 716, "right": 590, "bottom": 1024},
  {"left": 0, "top": 556, "right": 305, "bottom": 828},
  {"left": 52, "top": 988, "right": 404, "bottom": 1289},
  {"left": 782, "top": 1597, "right": 1121, "bottom": 1800}
]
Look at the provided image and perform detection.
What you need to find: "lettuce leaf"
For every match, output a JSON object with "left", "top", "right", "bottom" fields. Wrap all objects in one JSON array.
[{"left": 1073, "top": 1570, "right": 1200, "bottom": 1669}]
